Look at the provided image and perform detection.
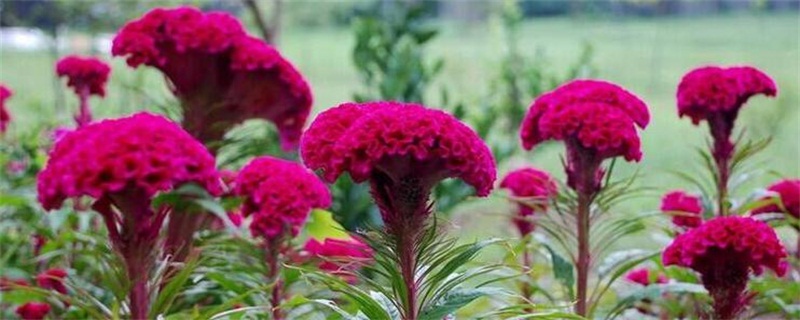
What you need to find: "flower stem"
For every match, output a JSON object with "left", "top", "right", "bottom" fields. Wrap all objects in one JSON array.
[
  {"left": 265, "top": 240, "right": 284, "bottom": 320},
  {"left": 576, "top": 191, "right": 591, "bottom": 317},
  {"left": 398, "top": 223, "right": 419, "bottom": 320},
  {"left": 128, "top": 261, "right": 149, "bottom": 320},
  {"left": 715, "top": 153, "right": 731, "bottom": 217},
  {"left": 75, "top": 87, "right": 92, "bottom": 127}
]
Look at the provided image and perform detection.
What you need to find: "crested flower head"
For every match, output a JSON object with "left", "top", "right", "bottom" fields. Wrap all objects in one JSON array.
[
  {"left": 55, "top": 55, "right": 111, "bottom": 97},
  {"left": 677, "top": 66, "right": 776, "bottom": 125},
  {"left": 36, "top": 268, "right": 68, "bottom": 294},
  {"left": 661, "top": 190, "right": 704, "bottom": 228},
  {"left": 500, "top": 167, "right": 557, "bottom": 236},
  {"left": 625, "top": 268, "right": 667, "bottom": 286},
  {"left": 1, "top": 84, "right": 11, "bottom": 134},
  {"left": 16, "top": 302, "right": 51, "bottom": 320},
  {"left": 752, "top": 179, "right": 800, "bottom": 219},
  {"left": 520, "top": 80, "right": 650, "bottom": 162},
  {"left": 301, "top": 101, "right": 496, "bottom": 197},
  {"left": 234, "top": 156, "right": 331, "bottom": 239},
  {"left": 304, "top": 237, "right": 373, "bottom": 280},
  {"left": 37, "top": 112, "right": 221, "bottom": 211},
  {"left": 112, "top": 6, "right": 312, "bottom": 149}
]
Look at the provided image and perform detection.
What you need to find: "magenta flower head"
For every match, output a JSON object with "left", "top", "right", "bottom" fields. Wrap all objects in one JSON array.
[
  {"left": 36, "top": 268, "right": 68, "bottom": 295},
  {"left": 112, "top": 6, "right": 312, "bottom": 150},
  {"left": 752, "top": 179, "right": 800, "bottom": 219},
  {"left": 663, "top": 216, "right": 787, "bottom": 319},
  {"left": 520, "top": 80, "right": 649, "bottom": 195},
  {"left": 235, "top": 156, "right": 331, "bottom": 240},
  {"left": 1, "top": 84, "right": 12, "bottom": 134},
  {"left": 305, "top": 237, "right": 373, "bottom": 282},
  {"left": 661, "top": 190, "right": 704, "bottom": 229},
  {"left": 625, "top": 268, "right": 667, "bottom": 286},
  {"left": 56, "top": 55, "right": 111, "bottom": 97},
  {"left": 301, "top": 101, "right": 496, "bottom": 225},
  {"left": 500, "top": 167, "right": 557, "bottom": 236},
  {"left": 16, "top": 302, "right": 51, "bottom": 320},
  {"left": 36, "top": 112, "right": 220, "bottom": 319}
]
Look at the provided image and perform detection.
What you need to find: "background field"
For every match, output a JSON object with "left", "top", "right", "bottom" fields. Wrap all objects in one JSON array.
[{"left": 1, "top": 12, "right": 798, "bottom": 244}]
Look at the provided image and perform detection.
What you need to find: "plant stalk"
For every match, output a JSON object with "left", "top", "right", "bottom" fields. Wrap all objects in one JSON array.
[
  {"left": 75, "top": 87, "right": 92, "bottom": 127},
  {"left": 265, "top": 239, "right": 284, "bottom": 320},
  {"left": 398, "top": 222, "right": 419, "bottom": 320},
  {"left": 576, "top": 191, "right": 591, "bottom": 317}
]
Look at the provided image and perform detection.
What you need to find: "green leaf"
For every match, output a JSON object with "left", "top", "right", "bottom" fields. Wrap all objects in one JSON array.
[
  {"left": 604, "top": 283, "right": 706, "bottom": 320},
  {"left": 150, "top": 257, "right": 202, "bottom": 318},
  {"left": 544, "top": 244, "right": 574, "bottom": 299},
  {"left": 419, "top": 287, "right": 505, "bottom": 320},
  {"left": 304, "top": 209, "right": 350, "bottom": 241}
]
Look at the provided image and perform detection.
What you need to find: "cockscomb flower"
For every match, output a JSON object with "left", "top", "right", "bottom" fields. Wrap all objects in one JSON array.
[
  {"left": 56, "top": 56, "right": 111, "bottom": 127},
  {"left": 235, "top": 156, "right": 331, "bottom": 240},
  {"left": 661, "top": 190, "right": 704, "bottom": 228},
  {"left": 1, "top": 84, "right": 12, "bottom": 134},
  {"left": 520, "top": 80, "right": 649, "bottom": 195},
  {"left": 36, "top": 112, "right": 220, "bottom": 319},
  {"left": 112, "top": 6, "right": 312, "bottom": 150},
  {"left": 36, "top": 268, "right": 68, "bottom": 295},
  {"left": 625, "top": 268, "right": 667, "bottom": 286},
  {"left": 16, "top": 302, "right": 51, "bottom": 320},
  {"left": 500, "top": 167, "right": 557, "bottom": 236},
  {"left": 752, "top": 179, "right": 800, "bottom": 219},
  {"left": 305, "top": 237, "right": 373, "bottom": 281},
  {"left": 663, "top": 216, "right": 787, "bottom": 319}
]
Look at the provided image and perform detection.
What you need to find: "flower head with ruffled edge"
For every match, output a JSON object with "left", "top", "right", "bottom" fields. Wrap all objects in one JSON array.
[
  {"left": 752, "top": 179, "right": 800, "bottom": 219},
  {"left": 500, "top": 167, "right": 557, "bottom": 235},
  {"left": 112, "top": 6, "right": 312, "bottom": 150},
  {"left": 234, "top": 156, "right": 331, "bottom": 239},
  {"left": 0, "top": 85, "right": 11, "bottom": 134},
  {"left": 625, "top": 268, "right": 667, "bottom": 286},
  {"left": 661, "top": 190, "right": 704, "bottom": 228},
  {"left": 56, "top": 55, "right": 111, "bottom": 97},
  {"left": 16, "top": 302, "right": 50, "bottom": 320}
]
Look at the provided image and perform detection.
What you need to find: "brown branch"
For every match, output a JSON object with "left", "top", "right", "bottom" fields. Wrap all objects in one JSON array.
[{"left": 242, "top": 0, "right": 282, "bottom": 45}]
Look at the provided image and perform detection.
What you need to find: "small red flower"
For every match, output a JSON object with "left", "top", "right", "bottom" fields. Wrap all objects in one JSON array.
[
  {"left": 15, "top": 302, "right": 51, "bottom": 320},
  {"left": 1, "top": 84, "right": 12, "bottom": 134},
  {"left": 661, "top": 191, "right": 704, "bottom": 228},
  {"left": 663, "top": 216, "right": 787, "bottom": 318},
  {"left": 752, "top": 179, "right": 800, "bottom": 219},
  {"left": 625, "top": 268, "right": 667, "bottom": 286},
  {"left": 55, "top": 55, "right": 111, "bottom": 97},
  {"left": 304, "top": 237, "right": 373, "bottom": 281},
  {"left": 235, "top": 156, "right": 331, "bottom": 239},
  {"left": 36, "top": 268, "right": 68, "bottom": 295},
  {"left": 0, "top": 277, "right": 29, "bottom": 291},
  {"left": 112, "top": 6, "right": 312, "bottom": 150},
  {"left": 500, "top": 167, "right": 557, "bottom": 236}
]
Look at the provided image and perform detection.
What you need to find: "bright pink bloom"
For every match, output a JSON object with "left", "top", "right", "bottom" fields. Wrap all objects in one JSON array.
[
  {"left": 36, "top": 268, "right": 68, "bottom": 294},
  {"left": 661, "top": 191, "right": 704, "bottom": 228},
  {"left": 235, "top": 156, "right": 331, "bottom": 239},
  {"left": 663, "top": 216, "right": 787, "bottom": 318},
  {"left": 677, "top": 66, "right": 776, "bottom": 126},
  {"left": 752, "top": 179, "right": 800, "bottom": 219},
  {"left": 55, "top": 55, "right": 111, "bottom": 97},
  {"left": 499, "top": 167, "right": 557, "bottom": 236},
  {"left": 301, "top": 101, "right": 496, "bottom": 197},
  {"left": 625, "top": 268, "right": 667, "bottom": 286},
  {"left": 112, "top": 6, "right": 312, "bottom": 149},
  {"left": 520, "top": 80, "right": 649, "bottom": 196},
  {"left": 0, "top": 277, "right": 29, "bottom": 291},
  {"left": 37, "top": 112, "right": 221, "bottom": 211},
  {"left": 1, "top": 84, "right": 12, "bottom": 134},
  {"left": 304, "top": 237, "right": 373, "bottom": 279},
  {"left": 15, "top": 302, "right": 50, "bottom": 320}
]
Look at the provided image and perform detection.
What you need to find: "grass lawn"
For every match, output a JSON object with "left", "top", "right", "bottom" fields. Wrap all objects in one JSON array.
[{"left": 1, "top": 12, "right": 798, "bottom": 244}]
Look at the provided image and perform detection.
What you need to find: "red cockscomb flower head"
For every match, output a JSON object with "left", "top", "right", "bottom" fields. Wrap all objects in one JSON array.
[
  {"left": 661, "top": 190, "right": 704, "bottom": 228},
  {"left": 625, "top": 268, "right": 667, "bottom": 286},
  {"left": 0, "top": 277, "right": 29, "bottom": 291},
  {"left": 56, "top": 55, "right": 111, "bottom": 97},
  {"left": 112, "top": 6, "right": 312, "bottom": 150},
  {"left": 520, "top": 80, "right": 649, "bottom": 195},
  {"left": 36, "top": 268, "right": 67, "bottom": 294},
  {"left": 305, "top": 237, "right": 373, "bottom": 282},
  {"left": 15, "top": 302, "right": 50, "bottom": 320},
  {"left": 1, "top": 84, "right": 12, "bottom": 134},
  {"left": 752, "top": 179, "right": 800, "bottom": 219},
  {"left": 37, "top": 112, "right": 221, "bottom": 211},
  {"left": 500, "top": 167, "right": 557, "bottom": 236},
  {"left": 235, "top": 156, "right": 331, "bottom": 240},
  {"left": 663, "top": 216, "right": 787, "bottom": 318},
  {"left": 677, "top": 66, "right": 776, "bottom": 126}
]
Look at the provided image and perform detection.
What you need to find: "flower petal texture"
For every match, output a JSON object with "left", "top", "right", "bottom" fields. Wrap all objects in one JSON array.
[
  {"left": 16, "top": 302, "right": 51, "bottom": 320},
  {"left": 661, "top": 190, "right": 704, "bottom": 228},
  {"left": 235, "top": 156, "right": 331, "bottom": 239},
  {"left": 305, "top": 237, "right": 373, "bottom": 273},
  {"left": 36, "top": 268, "right": 68, "bottom": 295},
  {"left": 301, "top": 101, "right": 496, "bottom": 197},
  {"left": 112, "top": 6, "right": 312, "bottom": 149},
  {"left": 520, "top": 79, "right": 650, "bottom": 162},
  {"left": 625, "top": 268, "right": 667, "bottom": 286},
  {"left": 752, "top": 179, "right": 800, "bottom": 219},
  {"left": 37, "top": 112, "right": 221, "bottom": 210},
  {"left": 500, "top": 167, "right": 557, "bottom": 235},
  {"left": 677, "top": 66, "right": 777, "bottom": 125},
  {"left": 55, "top": 55, "right": 111, "bottom": 97},
  {"left": 662, "top": 216, "right": 787, "bottom": 277},
  {"left": 0, "top": 84, "right": 11, "bottom": 134}
]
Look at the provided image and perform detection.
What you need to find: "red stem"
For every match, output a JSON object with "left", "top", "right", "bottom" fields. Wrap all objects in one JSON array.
[
  {"left": 398, "top": 222, "right": 418, "bottom": 320},
  {"left": 575, "top": 191, "right": 591, "bottom": 317},
  {"left": 75, "top": 87, "right": 92, "bottom": 127},
  {"left": 265, "top": 240, "right": 284, "bottom": 320}
]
